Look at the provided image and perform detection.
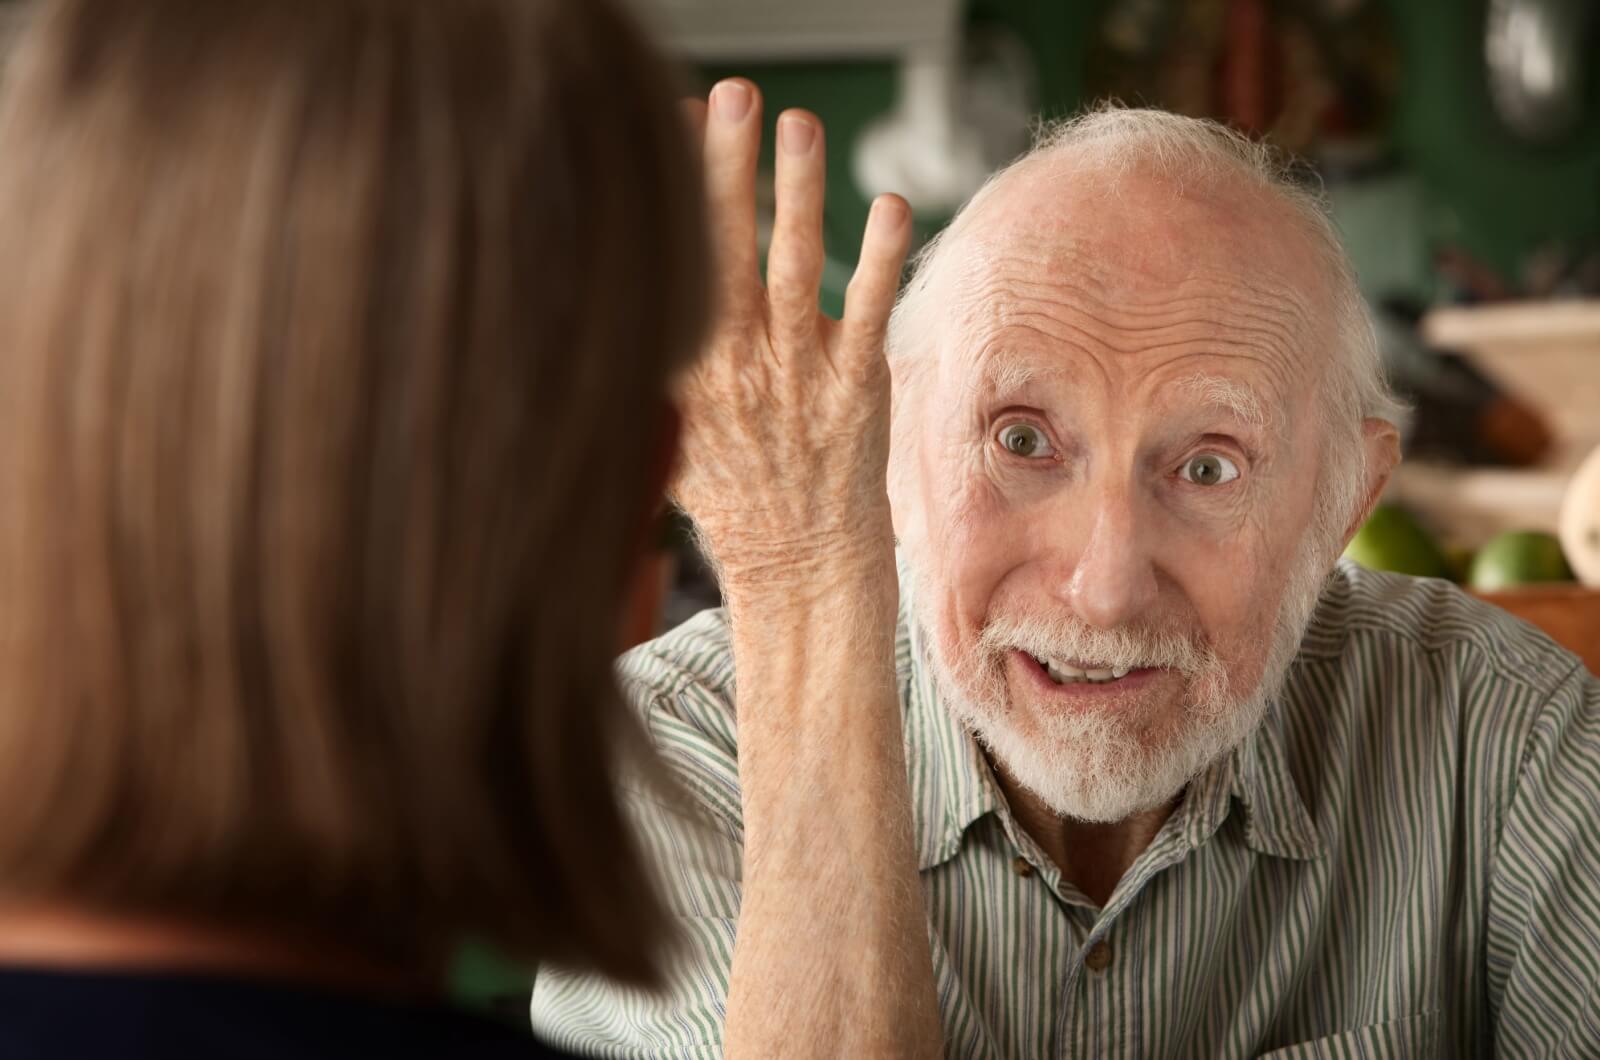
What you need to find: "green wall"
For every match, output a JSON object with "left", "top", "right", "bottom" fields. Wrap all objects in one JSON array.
[
  {"left": 696, "top": 0, "right": 1105, "bottom": 314},
  {"left": 1387, "top": 0, "right": 1600, "bottom": 285},
  {"left": 695, "top": 0, "right": 1599, "bottom": 306}
]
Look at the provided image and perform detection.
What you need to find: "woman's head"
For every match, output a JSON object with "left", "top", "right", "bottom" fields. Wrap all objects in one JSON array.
[{"left": 0, "top": 0, "right": 706, "bottom": 984}]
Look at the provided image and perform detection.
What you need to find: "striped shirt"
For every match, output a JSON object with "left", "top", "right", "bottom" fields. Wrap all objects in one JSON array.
[{"left": 531, "top": 562, "right": 1600, "bottom": 1058}]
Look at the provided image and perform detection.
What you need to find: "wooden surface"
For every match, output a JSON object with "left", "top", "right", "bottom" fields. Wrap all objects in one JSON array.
[{"left": 1475, "top": 585, "right": 1600, "bottom": 675}]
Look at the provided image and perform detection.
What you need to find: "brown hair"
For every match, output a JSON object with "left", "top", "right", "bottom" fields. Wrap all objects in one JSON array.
[{"left": 0, "top": 0, "right": 706, "bottom": 985}]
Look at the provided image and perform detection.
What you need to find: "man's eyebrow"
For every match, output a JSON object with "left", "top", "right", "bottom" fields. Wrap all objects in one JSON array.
[
  {"left": 1173, "top": 373, "right": 1272, "bottom": 431},
  {"left": 970, "top": 356, "right": 1069, "bottom": 398}
]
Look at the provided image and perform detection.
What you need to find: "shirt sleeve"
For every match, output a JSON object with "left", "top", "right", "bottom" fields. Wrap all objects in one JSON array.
[
  {"left": 1487, "top": 660, "right": 1600, "bottom": 1056},
  {"left": 530, "top": 630, "right": 746, "bottom": 1059}
]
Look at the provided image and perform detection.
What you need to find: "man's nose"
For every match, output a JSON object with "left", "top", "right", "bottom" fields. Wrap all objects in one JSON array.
[{"left": 1061, "top": 482, "right": 1159, "bottom": 629}]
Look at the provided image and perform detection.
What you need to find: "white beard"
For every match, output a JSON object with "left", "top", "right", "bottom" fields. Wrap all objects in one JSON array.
[{"left": 908, "top": 538, "right": 1333, "bottom": 824}]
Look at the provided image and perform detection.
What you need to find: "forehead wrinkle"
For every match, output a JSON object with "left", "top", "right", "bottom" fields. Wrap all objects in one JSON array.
[
  {"left": 933, "top": 233, "right": 1329, "bottom": 415},
  {"left": 955, "top": 246, "right": 1319, "bottom": 349},
  {"left": 934, "top": 260, "right": 1312, "bottom": 403},
  {"left": 1088, "top": 282, "right": 1323, "bottom": 356},
  {"left": 959, "top": 280, "right": 1308, "bottom": 400},
  {"left": 955, "top": 194, "right": 1326, "bottom": 306},
  {"left": 958, "top": 326, "right": 1295, "bottom": 441}
]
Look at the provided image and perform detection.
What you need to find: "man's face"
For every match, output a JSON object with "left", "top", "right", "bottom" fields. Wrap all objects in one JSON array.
[{"left": 895, "top": 165, "right": 1343, "bottom": 823}]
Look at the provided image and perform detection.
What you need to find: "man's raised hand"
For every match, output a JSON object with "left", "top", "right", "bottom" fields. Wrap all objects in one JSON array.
[{"left": 672, "top": 79, "right": 913, "bottom": 595}]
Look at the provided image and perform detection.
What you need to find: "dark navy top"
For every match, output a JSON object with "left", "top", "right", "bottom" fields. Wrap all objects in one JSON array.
[{"left": 0, "top": 966, "right": 581, "bottom": 1059}]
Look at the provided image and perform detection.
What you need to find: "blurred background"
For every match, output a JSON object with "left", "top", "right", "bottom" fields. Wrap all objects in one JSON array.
[
  {"left": 3, "top": 0, "right": 1588, "bottom": 663},
  {"left": 616, "top": 0, "right": 1600, "bottom": 672},
  {"left": 0, "top": 0, "right": 1589, "bottom": 1016}
]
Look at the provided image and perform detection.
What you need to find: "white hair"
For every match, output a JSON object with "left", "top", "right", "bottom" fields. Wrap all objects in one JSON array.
[
  {"left": 908, "top": 425, "right": 1344, "bottom": 824},
  {"left": 886, "top": 104, "right": 1406, "bottom": 544},
  {"left": 913, "top": 510, "right": 1333, "bottom": 823}
]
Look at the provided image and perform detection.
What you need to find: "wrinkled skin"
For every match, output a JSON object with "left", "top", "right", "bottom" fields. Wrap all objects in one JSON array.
[
  {"left": 892, "top": 157, "right": 1396, "bottom": 827},
  {"left": 671, "top": 85, "right": 909, "bottom": 596}
]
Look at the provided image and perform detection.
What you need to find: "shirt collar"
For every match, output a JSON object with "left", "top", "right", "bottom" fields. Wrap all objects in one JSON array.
[
  {"left": 900, "top": 603, "right": 1004, "bottom": 871},
  {"left": 1225, "top": 693, "right": 1325, "bottom": 860},
  {"left": 896, "top": 572, "right": 1323, "bottom": 870}
]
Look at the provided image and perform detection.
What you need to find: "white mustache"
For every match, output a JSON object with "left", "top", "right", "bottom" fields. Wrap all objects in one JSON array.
[{"left": 978, "top": 612, "right": 1216, "bottom": 677}]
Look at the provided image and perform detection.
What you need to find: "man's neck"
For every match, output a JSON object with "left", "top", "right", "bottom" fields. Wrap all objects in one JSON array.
[{"left": 990, "top": 761, "right": 1178, "bottom": 909}]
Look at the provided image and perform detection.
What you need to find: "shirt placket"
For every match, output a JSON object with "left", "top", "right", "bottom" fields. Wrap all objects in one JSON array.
[
  {"left": 1065, "top": 914, "right": 1123, "bottom": 1059},
  {"left": 994, "top": 818, "right": 1100, "bottom": 1059},
  {"left": 1056, "top": 771, "right": 1233, "bottom": 1058}
]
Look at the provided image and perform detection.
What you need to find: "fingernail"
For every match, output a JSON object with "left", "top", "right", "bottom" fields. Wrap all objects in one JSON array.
[
  {"left": 870, "top": 195, "right": 907, "bottom": 226},
  {"left": 712, "top": 80, "right": 751, "bottom": 122},
  {"left": 778, "top": 114, "right": 815, "bottom": 155}
]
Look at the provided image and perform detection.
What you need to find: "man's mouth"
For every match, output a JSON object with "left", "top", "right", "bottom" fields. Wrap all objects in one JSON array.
[{"left": 1027, "top": 652, "right": 1133, "bottom": 685}]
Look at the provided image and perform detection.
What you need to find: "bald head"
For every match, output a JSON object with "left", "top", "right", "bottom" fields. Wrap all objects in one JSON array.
[{"left": 916, "top": 154, "right": 1334, "bottom": 369}]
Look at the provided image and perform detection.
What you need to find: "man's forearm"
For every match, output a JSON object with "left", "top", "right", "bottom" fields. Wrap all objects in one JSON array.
[
  {"left": 721, "top": 562, "right": 942, "bottom": 1058},
  {"left": 669, "top": 74, "right": 928, "bottom": 1055}
]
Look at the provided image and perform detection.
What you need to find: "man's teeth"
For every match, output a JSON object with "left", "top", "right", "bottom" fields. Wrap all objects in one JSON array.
[{"left": 1035, "top": 656, "right": 1133, "bottom": 685}]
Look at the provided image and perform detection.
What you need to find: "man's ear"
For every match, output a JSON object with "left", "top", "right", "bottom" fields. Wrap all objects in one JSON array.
[{"left": 1340, "top": 417, "right": 1402, "bottom": 550}]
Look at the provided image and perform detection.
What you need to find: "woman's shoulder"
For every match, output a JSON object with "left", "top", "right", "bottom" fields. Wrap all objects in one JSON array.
[{"left": 0, "top": 966, "right": 586, "bottom": 1060}]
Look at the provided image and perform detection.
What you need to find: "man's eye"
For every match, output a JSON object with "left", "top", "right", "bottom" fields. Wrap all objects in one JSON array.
[
  {"left": 997, "top": 423, "right": 1053, "bottom": 458},
  {"left": 1179, "top": 453, "right": 1240, "bottom": 486}
]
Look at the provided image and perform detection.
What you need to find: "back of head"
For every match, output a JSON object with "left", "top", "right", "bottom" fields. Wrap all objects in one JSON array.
[{"left": 0, "top": 0, "right": 707, "bottom": 984}]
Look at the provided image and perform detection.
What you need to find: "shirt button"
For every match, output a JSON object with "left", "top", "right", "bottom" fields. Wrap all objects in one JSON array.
[
  {"left": 1012, "top": 856, "right": 1033, "bottom": 877},
  {"left": 1084, "top": 941, "right": 1112, "bottom": 972}
]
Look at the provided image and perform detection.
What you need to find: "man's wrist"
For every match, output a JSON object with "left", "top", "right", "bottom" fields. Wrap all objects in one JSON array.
[
  {"left": 718, "top": 529, "right": 898, "bottom": 611},
  {"left": 723, "top": 564, "right": 899, "bottom": 653}
]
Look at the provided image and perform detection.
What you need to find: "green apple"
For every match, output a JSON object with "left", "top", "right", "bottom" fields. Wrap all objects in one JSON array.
[
  {"left": 1467, "top": 530, "right": 1576, "bottom": 591},
  {"left": 1344, "top": 505, "right": 1452, "bottom": 580}
]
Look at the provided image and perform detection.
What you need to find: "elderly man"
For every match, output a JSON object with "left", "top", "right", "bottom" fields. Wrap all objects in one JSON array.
[{"left": 532, "top": 82, "right": 1600, "bottom": 1058}]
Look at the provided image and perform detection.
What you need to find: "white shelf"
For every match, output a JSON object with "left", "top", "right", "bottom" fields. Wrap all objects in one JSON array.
[
  {"left": 1395, "top": 300, "right": 1600, "bottom": 546},
  {"left": 1423, "top": 299, "right": 1600, "bottom": 349}
]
